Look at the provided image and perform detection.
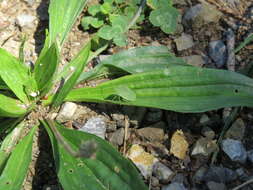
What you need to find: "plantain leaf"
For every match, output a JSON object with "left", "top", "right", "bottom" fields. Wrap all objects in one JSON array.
[
  {"left": 0, "top": 126, "right": 37, "bottom": 190},
  {"left": 0, "top": 49, "right": 29, "bottom": 103},
  {"left": 77, "top": 46, "right": 187, "bottom": 83},
  {"left": 49, "top": 0, "right": 88, "bottom": 48},
  {"left": 67, "top": 66, "right": 253, "bottom": 112},
  {"left": 43, "top": 120, "right": 148, "bottom": 190},
  {"left": 52, "top": 42, "right": 90, "bottom": 107},
  {"left": 0, "top": 94, "right": 27, "bottom": 118},
  {"left": 34, "top": 43, "right": 59, "bottom": 95}
]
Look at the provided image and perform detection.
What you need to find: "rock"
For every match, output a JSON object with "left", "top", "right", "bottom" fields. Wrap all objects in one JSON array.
[
  {"left": 193, "top": 166, "right": 208, "bottom": 183},
  {"left": 162, "top": 182, "right": 188, "bottom": 190},
  {"left": 236, "top": 168, "right": 249, "bottom": 181},
  {"left": 182, "top": 55, "right": 204, "bottom": 67},
  {"left": 221, "top": 139, "right": 247, "bottom": 163},
  {"left": 206, "top": 181, "right": 227, "bottom": 190},
  {"left": 208, "top": 40, "right": 227, "bottom": 67},
  {"left": 175, "top": 14, "right": 184, "bottom": 35},
  {"left": 16, "top": 14, "right": 36, "bottom": 28},
  {"left": 79, "top": 117, "right": 106, "bottom": 139},
  {"left": 23, "top": 0, "right": 35, "bottom": 6},
  {"left": 56, "top": 102, "right": 78, "bottom": 122},
  {"left": 153, "top": 162, "right": 174, "bottom": 182},
  {"left": 204, "top": 166, "right": 237, "bottom": 183},
  {"left": 146, "top": 109, "right": 163, "bottom": 123},
  {"left": 170, "top": 130, "right": 189, "bottom": 160},
  {"left": 173, "top": 0, "right": 187, "bottom": 5},
  {"left": 123, "top": 106, "right": 147, "bottom": 128},
  {"left": 191, "top": 137, "right": 217, "bottom": 156},
  {"left": 127, "top": 144, "right": 158, "bottom": 178},
  {"left": 151, "top": 176, "right": 160, "bottom": 187},
  {"left": 247, "top": 149, "right": 253, "bottom": 164},
  {"left": 199, "top": 114, "right": 210, "bottom": 124},
  {"left": 111, "top": 113, "right": 125, "bottom": 128},
  {"left": 175, "top": 33, "right": 194, "bottom": 51},
  {"left": 225, "top": 118, "right": 245, "bottom": 140},
  {"left": 183, "top": 2, "right": 222, "bottom": 28},
  {"left": 138, "top": 122, "right": 165, "bottom": 142},
  {"left": 108, "top": 128, "right": 125, "bottom": 146},
  {"left": 201, "top": 126, "right": 215, "bottom": 139}
]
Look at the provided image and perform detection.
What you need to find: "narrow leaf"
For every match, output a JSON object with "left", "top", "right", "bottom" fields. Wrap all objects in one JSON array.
[
  {"left": 0, "top": 126, "right": 37, "bottom": 190},
  {"left": 67, "top": 66, "right": 253, "bottom": 112},
  {"left": 43, "top": 121, "right": 148, "bottom": 190},
  {"left": 234, "top": 33, "right": 253, "bottom": 53}
]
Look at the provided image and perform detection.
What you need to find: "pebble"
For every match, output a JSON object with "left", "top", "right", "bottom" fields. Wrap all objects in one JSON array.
[
  {"left": 79, "top": 117, "right": 106, "bottom": 139},
  {"left": 201, "top": 126, "right": 215, "bottom": 139},
  {"left": 247, "top": 149, "right": 253, "bottom": 164},
  {"left": 137, "top": 122, "right": 165, "bottom": 142},
  {"left": 108, "top": 128, "right": 125, "bottom": 146},
  {"left": 182, "top": 55, "right": 204, "bottom": 67},
  {"left": 16, "top": 14, "right": 36, "bottom": 28},
  {"left": 236, "top": 168, "right": 249, "bottom": 181},
  {"left": 111, "top": 113, "right": 125, "bottom": 128},
  {"left": 170, "top": 130, "right": 189, "bottom": 160},
  {"left": 146, "top": 109, "right": 163, "bottom": 123},
  {"left": 193, "top": 166, "right": 208, "bottom": 183},
  {"left": 173, "top": 0, "right": 187, "bottom": 6},
  {"left": 221, "top": 139, "right": 247, "bottom": 163},
  {"left": 56, "top": 102, "right": 78, "bottom": 122},
  {"left": 153, "top": 162, "right": 174, "bottom": 182},
  {"left": 199, "top": 114, "right": 210, "bottom": 124},
  {"left": 206, "top": 181, "right": 227, "bottom": 190},
  {"left": 175, "top": 33, "right": 194, "bottom": 51},
  {"left": 127, "top": 144, "right": 158, "bottom": 178},
  {"left": 162, "top": 182, "right": 188, "bottom": 190},
  {"left": 225, "top": 118, "right": 245, "bottom": 140},
  {"left": 191, "top": 137, "right": 217, "bottom": 156},
  {"left": 208, "top": 40, "right": 227, "bottom": 67}
]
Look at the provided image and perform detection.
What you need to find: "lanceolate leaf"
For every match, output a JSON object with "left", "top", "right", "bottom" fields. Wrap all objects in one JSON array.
[
  {"left": 43, "top": 121, "right": 148, "bottom": 190},
  {"left": 49, "top": 0, "right": 88, "bottom": 47},
  {"left": 68, "top": 66, "right": 253, "bottom": 112},
  {"left": 77, "top": 46, "right": 187, "bottom": 83},
  {"left": 0, "top": 126, "right": 37, "bottom": 190},
  {"left": 0, "top": 49, "right": 29, "bottom": 103},
  {"left": 0, "top": 94, "right": 27, "bottom": 118},
  {"left": 52, "top": 42, "right": 90, "bottom": 107}
]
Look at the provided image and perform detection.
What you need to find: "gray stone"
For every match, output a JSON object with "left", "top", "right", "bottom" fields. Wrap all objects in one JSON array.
[
  {"left": 201, "top": 126, "right": 215, "bottom": 139},
  {"left": 199, "top": 114, "right": 210, "bottom": 124},
  {"left": 204, "top": 166, "right": 237, "bottom": 183},
  {"left": 153, "top": 162, "right": 174, "bottom": 182},
  {"left": 236, "top": 168, "right": 249, "bottom": 181},
  {"left": 191, "top": 137, "right": 217, "bottom": 156},
  {"left": 79, "top": 117, "right": 106, "bottom": 139},
  {"left": 182, "top": 55, "right": 204, "bottom": 67},
  {"left": 207, "top": 181, "right": 227, "bottom": 190},
  {"left": 16, "top": 14, "right": 36, "bottom": 28},
  {"left": 225, "top": 118, "right": 245, "bottom": 140},
  {"left": 162, "top": 182, "right": 188, "bottom": 190},
  {"left": 111, "top": 113, "right": 125, "bottom": 128},
  {"left": 138, "top": 122, "right": 165, "bottom": 142},
  {"left": 247, "top": 149, "right": 253, "bottom": 164},
  {"left": 208, "top": 40, "right": 227, "bottom": 67},
  {"left": 193, "top": 166, "right": 208, "bottom": 183},
  {"left": 175, "top": 33, "right": 194, "bottom": 51},
  {"left": 221, "top": 139, "right": 247, "bottom": 163},
  {"left": 108, "top": 128, "right": 125, "bottom": 146},
  {"left": 56, "top": 102, "right": 78, "bottom": 122},
  {"left": 146, "top": 109, "right": 163, "bottom": 123}
]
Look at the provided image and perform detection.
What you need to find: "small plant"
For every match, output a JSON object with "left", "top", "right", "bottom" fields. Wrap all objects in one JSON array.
[{"left": 0, "top": 0, "right": 253, "bottom": 189}]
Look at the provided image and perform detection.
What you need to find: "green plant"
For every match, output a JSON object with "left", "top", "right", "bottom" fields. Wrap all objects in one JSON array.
[{"left": 0, "top": 0, "right": 253, "bottom": 190}]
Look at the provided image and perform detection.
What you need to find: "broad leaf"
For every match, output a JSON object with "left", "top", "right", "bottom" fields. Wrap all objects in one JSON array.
[
  {"left": 43, "top": 121, "right": 148, "bottom": 190},
  {"left": 52, "top": 42, "right": 90, "bottom": 107},
  {"left": 77, "top": 46, "right": 186, "bottom": 83},
  {"left": 0, "top": 49, "right": 29, "bottom": 103},
  {"left": 68, "top": 66, "right": 253, "bottom": 112},
  {"left": 0, "top": 126, "right": 37, "bottom": 190},
  {"left": 49, "top": 0, "right": 88, "bottom": 47}
]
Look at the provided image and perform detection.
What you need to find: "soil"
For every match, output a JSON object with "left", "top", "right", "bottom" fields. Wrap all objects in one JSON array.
[{"left": 0, "top": 0, "right": 253, "bottom": 190}]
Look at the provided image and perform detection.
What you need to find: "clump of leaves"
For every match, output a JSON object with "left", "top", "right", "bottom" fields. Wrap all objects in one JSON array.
[{"left": 1, "top": 0, "right": 253, "bottom": 189}]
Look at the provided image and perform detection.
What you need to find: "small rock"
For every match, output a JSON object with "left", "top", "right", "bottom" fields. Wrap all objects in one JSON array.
[
  {"left": 108, "top": 128, "right": 125, "bottom": 146},
  {"left": 199, "top": 114, "right": 210, "bottom": 124},
  {"left": 175, "top": 14, "right": 184, "bottom": 35},
  {"left": 201, "top": 126, "right": 215, "bottom": 139},
  {"left": 225, "top": 118, "right": 245, "bottom": 140},
  {"left": 138, "top": 122, "right": 165, "bottom": 142},
  {"left": 16, "top": 14, "right": 36, "bottom": 28},
  {"left": 162, "top": 182, "right": 188, "bottom": 190},
  {"left": 146, "top": 109, "right": 163, "bottom": 123},
  {"left": 247, "top": 149, "right": 253, "bottom": 164},
  {"left": 127, "top": 144, "right": 158, "bottom": 178},
  {"left": 23, "top": 0, "right": 35, "bottom": 6},
  {"left": 151, "top": 176, "right": 160, "bottom": 187},
  {"left": 56, "top": 102, "right": 78, "bottom": 122},
  {"left": 204, "top": 166, "right": 237, "bottom": 183},
  {"left": 191, "top": 137, "right": 217, "bottom": 156},
  {"left": 173, "top": 0, "right": 187, "bottom": 5},
  {"left": 208, "top": 40, "right": 227, "bottom": 67},
  {"left": 170, "top": 130, "right": 189, "bottom": 160},
  {"left": 221, "top": 139, "right": 247, "bottom": 163},
  {"left": 193, "top": 166, "right": 208, "bottom": 183},
  {"left": 206, "top": 181, "right": 227, "bottom": 190},
  {"left": 111, "top": 113, "right": 125, "bottom": 128},
  {"left": 153, "top": 162, "right": 174, "bottom": 182},
  {"left": 79, "top": 117, "right": 106, "bottom": 139},
  {"left": 175, "top": 33, "right": 194, "bottom": 51},
  {"left": 182, "top": 55, "right": 204, "bottom": 67},
  {"left": 236, "top": 168, "right": 249, "bottom": 181}
]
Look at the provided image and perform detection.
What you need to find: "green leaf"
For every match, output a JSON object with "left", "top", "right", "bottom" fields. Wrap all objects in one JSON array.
[
  {"left": 0, "top": 126, "right": 37, "bottom": 190},
  {"left": 90, "top": 18, "right": 104, "bottom": 28},
  {"left": 81, "top": 16, "right": 93, "bottom": 30},
  {"left": 0, "top": 49, "right": 29, "bottom": 103},
  {"left": 88, "top": 4, "right": 101, "bottom": 16},
  {"left": 43, "top": 121, "right": 148, "bottom": 190},
  {"left": 49, "top": 0, "right": 88, "bottom": 47},
  {"left": 97, "top": 25, "right": 115, "bottom": 40},
  {"left": 68, "top": 66, "right": 253, "bottom": 112},
  {"left": 234, "top": 33, "right": 253, "bottom": 53},
  {"left": 113, "top": 34, "right": 127, "bottom": 46},
  {"left": 100, "top": 2, "right": 113, "bottom": 14},
  {"left": 52, "top": 42, "right": 90, "bottom": 107},
  {"left": 34, "top": 43, "right": 59, "bottom": 94}
]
